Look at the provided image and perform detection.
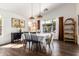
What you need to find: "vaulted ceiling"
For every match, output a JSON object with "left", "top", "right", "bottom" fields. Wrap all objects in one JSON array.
[{"left": 0, "top": 3, "right": 63, "bottom": 19}]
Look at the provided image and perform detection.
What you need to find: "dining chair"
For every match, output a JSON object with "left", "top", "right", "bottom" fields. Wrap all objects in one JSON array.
[
  {"left": 31, "top": 34, "right": 41, "bottom": 51},
  {"left": 23, "top": 32, "right": 33, "bottom": 50},
  {"left": 45, "top": 33, "right": 54, "bottom": 53}
]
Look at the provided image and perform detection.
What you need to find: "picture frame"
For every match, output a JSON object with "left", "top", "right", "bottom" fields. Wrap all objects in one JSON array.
[
  {"left": 11, "top": 18, "right": 20, "bottom": 28},
  {"left": 19, "top": 20, "right": 25, "bottom": 28},
  {"left": 11, "top": 18, "right": 25, "bottom": 28}
]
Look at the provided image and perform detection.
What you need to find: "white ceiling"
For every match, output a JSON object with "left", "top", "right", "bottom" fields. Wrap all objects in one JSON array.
[{"left": 0, "top": 3, "right": 63, "bottom": 19}]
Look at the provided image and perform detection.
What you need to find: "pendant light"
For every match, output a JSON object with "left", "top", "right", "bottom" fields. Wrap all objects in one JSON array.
[
  {"left": 29, "top": 3, "right": 35, "bottom": 19},
  {"left": 36, "top": 3, "right": 43, "bottom": 19},
  {"left": 44, "top": 8, "right": 48, "bottom": 20},
  {"left": 44, "top": 8, "right": 48, "bottom": 12}
]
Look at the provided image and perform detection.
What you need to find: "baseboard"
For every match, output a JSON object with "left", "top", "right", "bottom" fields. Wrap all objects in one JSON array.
[
  {"left": 53, "top": 39, "right": 58, "bottom": 40},
  {"left": 0, "top": 42, "right": 11, "bottom": 46}
]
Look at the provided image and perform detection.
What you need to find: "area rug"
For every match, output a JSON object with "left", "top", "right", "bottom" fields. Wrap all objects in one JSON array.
[{"left": 0, "top": 44, "right": 24, "bottom": 48}]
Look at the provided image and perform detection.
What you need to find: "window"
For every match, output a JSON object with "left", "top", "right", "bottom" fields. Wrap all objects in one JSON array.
[
  {"left": 43, "top": 20, "right": 52, "bottom": 33},
  {"left": 52, "top": 18, "right": 56, "bottom": 32},
  {"left": 42, "top": 18, "right": 56, "bottom": 33}
]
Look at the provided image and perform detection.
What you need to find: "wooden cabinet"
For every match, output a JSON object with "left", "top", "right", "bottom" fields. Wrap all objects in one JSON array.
[
  {"left": 11, "top": 32, "right": 22, "bottom": 43},
  {"left": 64, "top": 18, "right": 77, "bottom": 43}
]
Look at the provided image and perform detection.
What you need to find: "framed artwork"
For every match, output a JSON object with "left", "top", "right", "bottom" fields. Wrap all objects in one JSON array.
[
  {"left": 19, "top": 20, "right": 25, "bottom": 28},
  {"left": 11, "top": 18, "right": 25, "bottom": 28},
  {"left": 11, "top": 18, "right": 20, "bottom": 28}
]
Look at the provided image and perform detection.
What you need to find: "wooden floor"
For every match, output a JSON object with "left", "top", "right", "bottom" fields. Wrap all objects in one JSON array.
[{"left": 0, "top": 40, "right": 79, "bottom": 56}]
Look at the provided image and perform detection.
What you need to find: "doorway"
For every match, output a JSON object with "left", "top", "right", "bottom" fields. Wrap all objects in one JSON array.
[{"left": 58, "top": 17, "right": 64, "bottom": 41}]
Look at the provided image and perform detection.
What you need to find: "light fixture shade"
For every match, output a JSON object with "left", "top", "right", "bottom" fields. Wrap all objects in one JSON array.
[
  {"left": 29, "top": 16, "right": 35, "bottom": 19},
  {"left": 44, "top": 8, "right": 48, "bottom": 12},
  {"left": 37, "top": 14, "right": 43, "bottom": 19}
]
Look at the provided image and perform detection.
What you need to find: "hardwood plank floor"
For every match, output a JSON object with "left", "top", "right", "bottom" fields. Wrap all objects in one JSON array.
[{"left": 0, "top": 40, "right": 79, "bottom": 56}]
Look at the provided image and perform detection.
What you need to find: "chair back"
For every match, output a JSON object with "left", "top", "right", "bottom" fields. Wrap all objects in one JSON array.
[
  {"left": 31, "top": 34, "right": 38, "bottom": 41},
  {"left": 24, "top": 32, "right": 30, "bottom": 40},
  {"left": 49, "top": 33, "right": 53, "bottom": 42},
  {"left": 30, "top": 32, "right": 36, "bottom": 34},
  {"left": 46, "top": 33, "right": 53, "bottom": 44}
]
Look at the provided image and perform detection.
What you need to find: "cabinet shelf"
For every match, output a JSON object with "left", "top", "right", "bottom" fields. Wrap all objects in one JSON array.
[
  {"left": 64, "top": 33, "right": 75, "bottom": 36},
  {"left": 64, "top": 28, "right": 75, "bottom": 31},
  {"left": 64, "top": 23, "right": 74, "bottom": 25},
  {"left": 64, "top": 39, "right": 75, "bottom": 41},
  {"left": 64, "top": 18, "right": 76, "bottom": 43},
  {"left": 64, "top": 32, "right": 74, "bottom": 34}
]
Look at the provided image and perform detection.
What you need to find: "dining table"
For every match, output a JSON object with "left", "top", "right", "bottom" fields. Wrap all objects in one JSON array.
[
  {"left": 36, "top": 33, "right": 51, "bottom": 44},
  {"left": 36, "top": 33, "right": 53, "bottom": 50}
]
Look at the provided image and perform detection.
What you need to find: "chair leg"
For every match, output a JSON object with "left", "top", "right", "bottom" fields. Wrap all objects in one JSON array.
[
  {"left": 52, "top": 43, "right": 54, "bottom": 49},
  {"left": 29, "top": 42, "right": 30, "bottom": 51},
  {"left": 35, "top": 43, "right": 39, "bottom": 52},
  {"left": 36, "top": 43, "right": 38, "bottom": 51},
  {"left": 38, "top": 43, "right": 40, "bottom": 51},
  {"left": 22, "top": 40, "right": 26, "bottom": 49},
  {"left": 48, "top": 43, "right": 51, "bottom": 49},
  {"left": 31, "top": 42, "right": 33, "bottom": 51},
  {"left": 30, "top": 42, "right": 32, "bottom": 51},
  {"left": 39, "top": 42, "right": 41, "bottom": 51}
]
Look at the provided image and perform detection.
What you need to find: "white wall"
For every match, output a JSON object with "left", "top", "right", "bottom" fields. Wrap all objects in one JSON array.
[
  {"left": 0, "top": 8, "right": 28, "bottom": 45},
  {"left": 41, "top": 4, "right": 77, "bottom": 40}
]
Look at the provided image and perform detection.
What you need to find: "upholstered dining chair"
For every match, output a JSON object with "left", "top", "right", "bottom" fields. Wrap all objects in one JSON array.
[
  {"left": 31, "top": 34, "right": 41, "bottom": 51},
  {"left": 21, "top": 33, "right": 25, "bottom": 47},
  {"left": 45, "top": 33, "right": 54, "bottom": 53},
  {"left": 25, "top": 33, "right": 33, "bottom": 50},
  {"left": 21, "top": 32, "right": 32, "bottom": 50}
]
